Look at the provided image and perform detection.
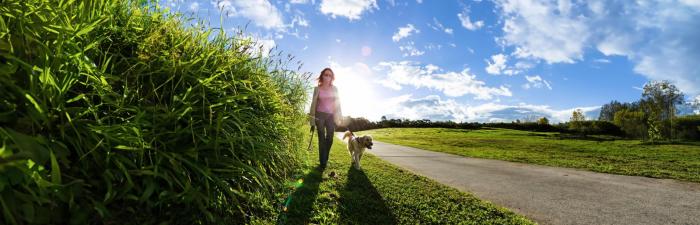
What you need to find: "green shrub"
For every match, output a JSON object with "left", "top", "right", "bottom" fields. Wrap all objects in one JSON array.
[
  {"left": 613, "top": 110, "right": 648, "bottom": 139},
  {"left": 559, "top": 120, "right": 622, "bottom": 136},
  {"left": 0, "top": 0, "right": 308, "bottom": 224}
]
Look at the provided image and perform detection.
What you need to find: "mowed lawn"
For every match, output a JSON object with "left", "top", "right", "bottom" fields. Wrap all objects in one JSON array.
[
  {"left": 361, "top": 128, "right": 700, "bottom": 183},
  {"left": 277, "top": 131, "right": 534, "bottom": 225}
]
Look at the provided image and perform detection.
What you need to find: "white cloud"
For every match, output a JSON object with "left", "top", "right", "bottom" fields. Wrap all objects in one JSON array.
[
  {"left": 214, "top": 1, "right": 235, "bottom": 16},
  {"left": 495, "top": 0, "right": 589, "bottom": 63},
  {"left": 239, "top": 35, "right": 276, "bottom": 57},
  {"left": 424, "top": 43, "right": 442, "bottom": 51},
  {"left": 485, "top": 54, "right": 507, "bottom": 75},
  {"left": 514, "top": 61, "right": 534, "bottom": 70},
  {"left": 493, "top": 0, "right": 700, "bottom": 94},
  {"left": 382, "top": 95, "right": 599, "bottom": 122},
  {"left": 680, "top": 0, "right": 700, "bottom": 10},
  {"left": 383, "top": 95, "right": 472, "bottom": 122},
  {"left": 291, "top": 14, "right": 309, "bottom": 27},
  {"left": 522, "top": 75, "right": 552, "bottom": 90},
  {"left": 290, "top": 0, "right": 311, "bottom": 4},
  {"left": 596, "top": 33, "right": 633, "bottom": 56},
  {"left": 376, "top": 61, "right": 512, "bottom": 100},
  {"left": 320, "top": 0, "right": 378, "bottom": 20},
  {"left": 594, "top": 58, "right": 610, "bottom": 63},
  {"left": 189, "top": 2, "right": 200, "bottom": 12},
  {"left": 399, "top": 41, "right": 425, "bottom": 57},
  {"left": 430, "top": 17, "right": 454, "bottom": 35},
  {"left": 392, "top": 24, "right": 420, "bottom": 42},
  {"left": 485, "top": 54, "right": 527, "bottom": 75},
  {"left": 213, "top": 0, "right": 285, "bottom": 30},
  {"left": 318, "top": 61, "right": 591, "bottom": 122},
  {"left": 258, "top": 39, "right": 276, "bottom": 56},
  {"left": 457, "top": 10, "right": 484, "bottom": 31}
]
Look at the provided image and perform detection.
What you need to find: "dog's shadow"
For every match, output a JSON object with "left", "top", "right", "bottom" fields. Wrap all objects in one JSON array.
[{"left": 339, "top": 166, "right": 398, "bottom": 224}]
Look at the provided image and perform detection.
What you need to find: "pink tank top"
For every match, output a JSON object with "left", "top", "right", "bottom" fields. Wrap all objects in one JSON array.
[{"left": 316, "top": 87, "right": 335, "bottom": 114}]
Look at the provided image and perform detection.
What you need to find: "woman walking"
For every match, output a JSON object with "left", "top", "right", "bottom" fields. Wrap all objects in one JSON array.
[{"left": 309, "top": 68, "right": 343, "bottom": 169}]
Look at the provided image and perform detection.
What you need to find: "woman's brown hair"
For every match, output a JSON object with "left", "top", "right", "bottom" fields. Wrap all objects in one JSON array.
[{"left": 316, "top": 68, "right": 335, "bottom": 87}]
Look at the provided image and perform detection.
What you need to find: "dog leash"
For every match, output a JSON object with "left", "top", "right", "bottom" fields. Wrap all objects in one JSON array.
[{"left": 306, "top": 125, "right": 315, "bottom": 151}]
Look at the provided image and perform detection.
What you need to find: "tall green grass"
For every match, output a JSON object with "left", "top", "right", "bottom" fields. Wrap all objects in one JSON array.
[{"left": 0, "top": 0, "right": 309, "bottom": 224}]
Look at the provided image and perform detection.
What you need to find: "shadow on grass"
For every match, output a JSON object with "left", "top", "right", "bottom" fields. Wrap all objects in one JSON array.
[
  {"left": 278, "top": 166, "right": 323, "bottom": 225},
  {"left": 339, "top": 166, "right": 398, "bottom": 225}
]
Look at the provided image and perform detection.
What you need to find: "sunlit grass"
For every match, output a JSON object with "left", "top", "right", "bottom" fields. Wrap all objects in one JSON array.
[
  {"left": 275, "top": 130, "right": 534, "bottom": 224},
  {"left": 0, "top": 0, "right": 309, "bottom": 224},
  {"left": 363, "top": 128, "right": 700, "bottom": 183}
]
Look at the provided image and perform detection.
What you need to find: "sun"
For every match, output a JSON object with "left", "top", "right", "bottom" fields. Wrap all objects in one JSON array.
[{"left": 331, "top": 62, "right": 384, "bottom": 121}]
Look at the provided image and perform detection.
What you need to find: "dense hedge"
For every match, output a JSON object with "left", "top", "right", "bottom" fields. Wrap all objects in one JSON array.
[
  {"left": 565, "top": 120, "right": 624, "bottom": 136},
  {"left": 0, "top": 1, "right": 308, "bottom": 224},
  {"left": 672, "top": 115, "right": 700, "bottom": 140}
]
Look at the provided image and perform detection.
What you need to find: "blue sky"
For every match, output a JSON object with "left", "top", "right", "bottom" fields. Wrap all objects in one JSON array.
[{"left": 161, "top": 0, "right": 700, "bottom": 122}]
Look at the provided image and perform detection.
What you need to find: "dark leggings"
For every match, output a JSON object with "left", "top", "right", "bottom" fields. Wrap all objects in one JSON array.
[{"left": 315, "top": 111, "right": 335, "bottom": 167}]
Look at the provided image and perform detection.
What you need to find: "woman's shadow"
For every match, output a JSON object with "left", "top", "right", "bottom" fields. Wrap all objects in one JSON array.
[
  {"left": 278, "top": 166, "right": 323, "bottom": 225},
  {"left": 339, "top": 166, "right": 398, "bottom": 224}
]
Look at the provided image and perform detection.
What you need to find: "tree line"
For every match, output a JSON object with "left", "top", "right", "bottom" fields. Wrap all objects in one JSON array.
[{"left": 594, "top": 80, "right": 700, "bottom": 141}]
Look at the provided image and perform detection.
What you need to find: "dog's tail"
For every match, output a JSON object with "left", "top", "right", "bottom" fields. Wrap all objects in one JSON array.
[{"left": 343, "top": 130, "right": 354, "bottom": 141}]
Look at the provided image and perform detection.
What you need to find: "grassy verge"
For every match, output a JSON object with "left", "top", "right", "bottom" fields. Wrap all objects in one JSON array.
[
  {"left": 362, "top": 128, "right": 700, "bottom": 183},
  {"left": 1, "top": 1, "right": 308, "bottom": 224},
  {"left": 275, "top": 129, "right": 534, "bottom": 224}
]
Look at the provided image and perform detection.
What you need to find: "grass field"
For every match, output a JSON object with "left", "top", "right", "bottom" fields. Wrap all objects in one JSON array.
[
  {"left": 361, "top": 128, "right": 700, "bottom": 183},
  {"left": 275, "top": 130, "right": 534, "bottom": 225}
]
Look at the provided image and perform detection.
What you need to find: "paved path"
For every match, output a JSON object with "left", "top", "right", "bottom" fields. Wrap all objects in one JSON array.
[{"left": 336, "top": 133, "right": 700, "bottom": 225}]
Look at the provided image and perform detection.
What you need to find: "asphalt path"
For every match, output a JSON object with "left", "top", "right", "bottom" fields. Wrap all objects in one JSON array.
[{"left": 336, "top": 133, "right": 700, "bottom": 225}]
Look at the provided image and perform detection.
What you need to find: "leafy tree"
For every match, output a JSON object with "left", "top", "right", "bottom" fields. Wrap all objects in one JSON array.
[
  {"left": 537, "top": 117, "right": 549, "bottom": 125},
  {"left": 647, "top": 112, "right": 664, "bottom": 142},
  {"left": 642, "top": 80, "right": 684, "bottom": 120},
  {"left": 599, "top": 100, "right": 625, "bottom": 121},
  {"left": 569, "top": 109, "right": 586, "bottom": 132},
  {"left": 614, "top": 109, "right": 648, "bottom": 139},
  {"left": 641, "top": 80, "right": 684, "bottom": 139}
]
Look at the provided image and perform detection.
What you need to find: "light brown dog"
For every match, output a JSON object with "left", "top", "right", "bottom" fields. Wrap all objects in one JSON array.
[{"left": 342, "top": 131, "right": 373, "bottom": 170}]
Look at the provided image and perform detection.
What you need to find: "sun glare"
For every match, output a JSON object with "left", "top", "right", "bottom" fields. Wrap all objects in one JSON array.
[{"left": 332, "top": 62, "right": 385, "bottom": 121}]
